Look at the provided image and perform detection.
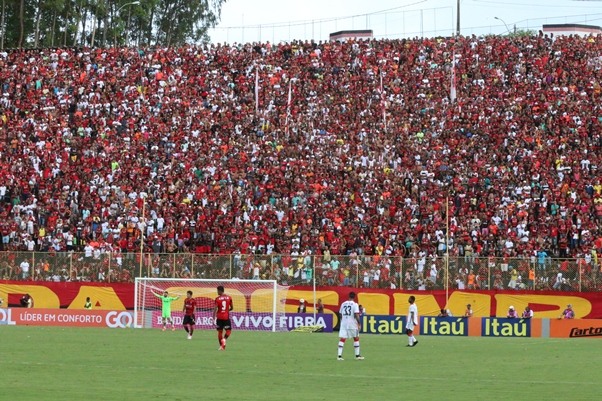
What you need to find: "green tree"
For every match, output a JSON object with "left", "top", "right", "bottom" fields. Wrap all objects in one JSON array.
[
  {"left": 0, "top": 0, "right": 34, "bottom": 49},
  {"left": 154, "top": 0, "right": 225, "bottom": 46},
  {"left": 0, "top": 0, "right": 226, "bottom": 49},
  {"left": 507, "top": 29, "right": 537, "bottom": 38}
]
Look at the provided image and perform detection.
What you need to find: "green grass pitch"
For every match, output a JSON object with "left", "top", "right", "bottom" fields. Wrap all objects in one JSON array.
[{"left": 1, "top": 326, "right": 601, "bottom": 401}]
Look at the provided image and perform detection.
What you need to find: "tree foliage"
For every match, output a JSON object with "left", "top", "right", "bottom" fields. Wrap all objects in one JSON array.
[
  {"left": 0, "top": 0, "right": 226, "bottom": 49},
  {"left": 507, "top": 29, "right": 537, "bottom": 38}
]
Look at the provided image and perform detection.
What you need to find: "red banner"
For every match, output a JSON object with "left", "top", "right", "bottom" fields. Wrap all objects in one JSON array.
[
  {"left": 2, "top": 281, "right": 602, "bottom": 319},
  {"left": 1, "top": 308, "right": 134, "bottom": 328}
]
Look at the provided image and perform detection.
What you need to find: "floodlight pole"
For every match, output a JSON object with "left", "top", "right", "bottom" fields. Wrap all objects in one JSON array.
[
  {"left": 113, "top": 1, "right": 140, "bottom": 47},
  {"left": 445, "top": 196, "right": 450, "bottom": 310},
  {"left": 495, "top": 17, "right": 511, "bottom": 35},
  {"left": 139, "top": 196, "right": 145, "bottom": 278},
  {"left": 456, "top": 0, "right": 460, "bottom": 36}
]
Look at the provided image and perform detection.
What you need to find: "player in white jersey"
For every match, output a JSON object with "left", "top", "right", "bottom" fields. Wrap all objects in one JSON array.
[
  {"left": 337, "top": 292, "right": 364, "bottom": 361},
  {"left": 406, "top": 295, "right": 419, "bottom": 347}
]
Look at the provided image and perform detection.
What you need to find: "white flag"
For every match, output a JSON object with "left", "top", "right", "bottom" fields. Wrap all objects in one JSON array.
[
  {"left": 450, "top": 55, "right": 457, "bottom": 103},
  {"left": 287, "top": 79, "right": 292, "bottom": 112},
  {"left": 380, "top": 70, "right": 386, "bottom": 129},
  {"left": 285, "top": 80, "right": 292, "bottom": 135},
  {"left": 255, "top": 68, "right": 259, "bottom": 114}
]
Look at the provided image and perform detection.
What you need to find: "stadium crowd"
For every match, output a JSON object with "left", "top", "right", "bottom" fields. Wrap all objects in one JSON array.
[{"left": 0, "top": 33, "right": 601, "bottom": 288}]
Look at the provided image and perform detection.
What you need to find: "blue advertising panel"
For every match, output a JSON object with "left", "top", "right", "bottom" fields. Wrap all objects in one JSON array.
[
  {"left": 420, "top": 316, "right": 468, "bottom": 336},
  {"left": 279, "top": 313, "right": 333, "bottom": 332},
  {"left": 360, "top": 315, "right": 407, "bottom": 334},
  {"left": 151, "top": 312, "right": 334, "bottom": 332},
  {"left": 481, "top": 318, "right": 531, "bottom": 337}
]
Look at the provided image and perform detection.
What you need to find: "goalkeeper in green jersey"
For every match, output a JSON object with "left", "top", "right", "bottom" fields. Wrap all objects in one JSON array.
[{"left": 153, "top": 290, "right": 180, "bottom": 331}]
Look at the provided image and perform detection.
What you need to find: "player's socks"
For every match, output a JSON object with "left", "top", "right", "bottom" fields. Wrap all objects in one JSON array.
[
  {"left": 337, "top": 340, "right": 345, "bottom": 358},
  {"left": 184, "top": 326, "right": 189, "bottom": 334},
  {"left": 408, "top": 336, "right": 413, "bottom": 346},
  {"left": 353, "top": 341, "right": 360, "bottom": 357},
  {"left": 225, "top": 329, "right": 231, "bottom": 339}
]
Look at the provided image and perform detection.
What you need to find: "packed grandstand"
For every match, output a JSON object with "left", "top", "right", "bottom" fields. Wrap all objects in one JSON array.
[{"left": 0, "top": 34, "right": 601, "bottom": 288}]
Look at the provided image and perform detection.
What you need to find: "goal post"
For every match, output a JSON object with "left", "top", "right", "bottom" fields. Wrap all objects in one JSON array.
[{"left": 134, "top": 278, "right": 288, "bottom": 332}]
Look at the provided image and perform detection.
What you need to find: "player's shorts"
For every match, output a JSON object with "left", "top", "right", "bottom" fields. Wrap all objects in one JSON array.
[
  {"left": 183, "top": 315, "right": 195, "bottom": 326},
  {"left": 338, "top": 328, "right": 359, "bottom": 339},
  {"left": 216, "top": 319, "right": 232, "bottom": 330}
]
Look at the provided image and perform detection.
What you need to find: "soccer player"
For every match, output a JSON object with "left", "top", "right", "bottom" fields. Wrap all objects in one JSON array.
[
  {"left": 337, "top": 291, "right": 364, "bottom": 361},
  {"left": 213, "top": 285, "right": 233, "bottom": 350},
  {"left": 406, "top": 295, "right": 418, "bottom": 347},
  {"left": 152, "top": 290, "right": 180, "bottom": 331},
  {"left": 182, "top": 290, "right": 196, "bottom": 339}
]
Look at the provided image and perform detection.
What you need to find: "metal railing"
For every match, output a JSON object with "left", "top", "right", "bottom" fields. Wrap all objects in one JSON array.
[{"left": 1, "top": 251, "right": 600, "bottom": 292}]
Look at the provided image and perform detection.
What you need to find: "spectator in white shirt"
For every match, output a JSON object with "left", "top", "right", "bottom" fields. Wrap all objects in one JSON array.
[{"left": 20, "top": 260, "right": 30, "bottom": 279}]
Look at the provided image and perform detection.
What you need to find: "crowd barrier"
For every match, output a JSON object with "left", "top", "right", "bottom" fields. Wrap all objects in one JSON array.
[{"left": 2, "top": 251, "right": 601, "bottom": 292}]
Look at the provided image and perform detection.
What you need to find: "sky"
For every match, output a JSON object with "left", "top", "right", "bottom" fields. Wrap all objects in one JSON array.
[{"left": 208, "top": 0, "right": 602, "bottom": 43}]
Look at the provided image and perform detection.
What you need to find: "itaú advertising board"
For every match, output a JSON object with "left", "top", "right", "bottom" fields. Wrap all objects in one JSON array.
[
  {"left": 0, "top": 308, "right": 134, "bottom": 328},
  {"left": 360, "top": 316, "right": 471, "bottom": 336},
  {"left": 358, "top": 315, "right": 602, "bottom": 339}
]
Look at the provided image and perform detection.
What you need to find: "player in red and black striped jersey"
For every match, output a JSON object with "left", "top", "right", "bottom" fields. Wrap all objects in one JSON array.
[
  {"left": 183, "top": 290, "right": 196, "bottom": 340},
  {"left": 213, "top": 286, "right": 233, "bottom": 350}
]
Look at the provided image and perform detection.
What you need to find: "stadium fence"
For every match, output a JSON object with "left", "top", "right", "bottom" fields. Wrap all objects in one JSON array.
[{"left": 0, "top": 251, "right": 599, "bottom": 292}]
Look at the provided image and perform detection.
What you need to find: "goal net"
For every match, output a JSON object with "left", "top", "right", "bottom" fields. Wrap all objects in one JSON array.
[{"left": 134, "top": 278, "right": 289, "bottom": 331}]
